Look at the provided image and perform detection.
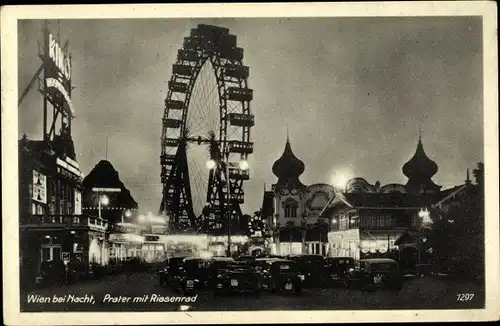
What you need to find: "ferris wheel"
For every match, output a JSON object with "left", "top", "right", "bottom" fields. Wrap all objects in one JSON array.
[{"left": 159, "top": 24, "right": 255, "bottom": 234}]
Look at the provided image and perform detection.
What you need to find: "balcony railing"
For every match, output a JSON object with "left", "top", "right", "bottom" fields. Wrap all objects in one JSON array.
[{"left": 21, "top": 214, "right": 108, "bottom": 230}]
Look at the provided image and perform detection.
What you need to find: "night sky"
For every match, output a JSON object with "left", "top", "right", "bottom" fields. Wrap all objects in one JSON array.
[{"left": 18, "top": 17, "right": 483, "bottom": 215}]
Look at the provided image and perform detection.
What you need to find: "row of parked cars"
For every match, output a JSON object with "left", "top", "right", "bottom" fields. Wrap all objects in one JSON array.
[
  {"left": 35, "top": 257, "right": 153, "bottom": 287},
  {"left": 158, "top": 254, "right": 405, "bottom": 296}
]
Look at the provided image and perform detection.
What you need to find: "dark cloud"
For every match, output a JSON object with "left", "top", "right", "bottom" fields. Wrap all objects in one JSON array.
[{"left": 18, "top": 17, "right": 483, "bottom": 214}]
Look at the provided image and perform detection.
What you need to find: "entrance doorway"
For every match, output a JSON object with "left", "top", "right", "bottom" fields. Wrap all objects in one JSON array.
[{"left": 40, "top": 245, "right": 62, "bottom": 262}]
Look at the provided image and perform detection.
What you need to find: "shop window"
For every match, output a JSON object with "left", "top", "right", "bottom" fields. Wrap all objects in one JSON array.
[
  {"left": 32, "top": 202, "right": 45, "bottom": 215},
  {"left": 40, "top": 245, "right": 61, "bottom": 262},
  {"left": 41, "top": 247, "right": 51, "bottom": 261},
  {"left": 339, "top": 216, "right": 349, "bottom": 230}
]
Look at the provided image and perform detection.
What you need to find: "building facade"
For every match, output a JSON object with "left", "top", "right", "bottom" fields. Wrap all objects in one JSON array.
[
  {"left": 263, "top": 136, "right": 335, "bottom": 256},
  {"left": 320, "top": 136, "right": 460, "bottom": 268},
  {"left": 82, "top": 160, "right": 141, "bottom": 264},
  {"left": 19, "top": 133, "right": 102, "bottom": 288}
]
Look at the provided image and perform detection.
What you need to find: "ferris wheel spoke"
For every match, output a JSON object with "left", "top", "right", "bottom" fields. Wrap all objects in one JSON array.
[
  {"left": 187, "top": 152, "right": 209, "bottom": 216},
  {"left": 188, "top": 64, "right": 218, "bottom": 138}
]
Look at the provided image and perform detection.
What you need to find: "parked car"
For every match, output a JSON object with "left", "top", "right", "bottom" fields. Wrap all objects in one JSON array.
[
  {"left": 213, "top": 260, "right": 261, "bottom": 296},
  {"left": 158, "top": 256, "right": 188, "bottom": 287},
  {"left": 236, "top": 255, "right": 256, "bottom": 264},
  {"left": 287, "top": 254, "right": 327, "bottom": 287},
  {"left": 325, "top": 257, "right": 355, "bottom": 283},
  {"left": 166, "top": 257, "right": 202, "bottom": 295},
  {"left": 256, "top": 258, "right": 302, "bottom": 294},
  {"left": 181, "top": 257, "right": 214, "bottom": 289},
  {"left": 343, "top": 258, "right": 404, "bottom": 291}
]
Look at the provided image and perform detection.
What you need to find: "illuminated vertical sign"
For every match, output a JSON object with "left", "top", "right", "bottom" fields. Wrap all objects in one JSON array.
[
  {"left": 74, "top": 189, "right": 82, "bottom": 215},
  {"left": 32, "top": 170, "right": 47, "bottom": 204},
  {"left": 44, "top": 28, "right": 74, "bottom": 116},
  {"left": 49, "top": 33, "right": 71, "bottom": 80}
]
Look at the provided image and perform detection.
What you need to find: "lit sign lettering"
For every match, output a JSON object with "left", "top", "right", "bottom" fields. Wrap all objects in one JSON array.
[
  {"left": 46, "top": 78, "right": 74, "bottom": 115},
  {"left": 49, "top": 33, "right": 71, "bottom": 80},
  {"left": 56, "top": 157, "right": 83, "bottom": 178}
]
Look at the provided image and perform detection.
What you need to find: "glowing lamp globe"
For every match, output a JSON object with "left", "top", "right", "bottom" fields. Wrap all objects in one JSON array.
[
  {"left": 100, "top": 195, "right": 110, "bottom": 206},
  {"left": 124, "top": 210, "right": 132, "bottom": 218},
  {"left": 206, "top": 159, "right": 217, "bottom": 170},
  {"left": 239, "top": 160, "right": 249, "bottom": 171}
]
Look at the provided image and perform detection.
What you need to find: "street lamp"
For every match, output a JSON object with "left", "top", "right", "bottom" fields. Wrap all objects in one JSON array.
[
  {"left": 98, "top": 195, "right": 109, "bottom": 218},
  {"left": 92, "top": 187, "right": 121, "bottom": 219},
  {"left": 206, "top": 159, "right": 217, "bottom": 170},
  {"left": 206, "top": 151, "right": 248, "bottom": 257}
]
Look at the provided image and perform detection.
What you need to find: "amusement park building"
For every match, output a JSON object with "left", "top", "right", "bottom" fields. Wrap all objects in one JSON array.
[
  {"left": 263, "top": 136, "right": 334, "bottom": 256},
  {"left": 318, "top": 136, "right": 479, "bottom": 268},
  {"left": 262, "top": 134, "right": 482, "bottom": 265},
  {"left": 81, "top": 160, "right": 141, "bottom": 264},
  {"left": 19, "top": 132, "right": 90, "bottom": 289}
]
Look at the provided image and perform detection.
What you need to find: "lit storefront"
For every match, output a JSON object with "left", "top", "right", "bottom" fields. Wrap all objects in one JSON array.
[
  {"left": 82, "top": 160, "right": 140, "bottom": 264},
  {"left": 207, "top": 235, "right": 248, "bottom": 256},
  {"left": 320, "top": 189, "right": 434, "bottom": 263},
  {"left": 141, "top": 234, "right": 170, "bottom": 262},
  {"left": 108, "top": 231, "right": 144, "bottom": 261}
]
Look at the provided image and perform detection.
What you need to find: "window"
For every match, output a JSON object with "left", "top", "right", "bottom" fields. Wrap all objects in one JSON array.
[
  {"left": 361, "top": 214, "right": 394, "bottom": 229},
  {"left": 284, "top": 199, "right": 298, "bottom": 218},
  {"left": 339, "top": 215, "right": 349, "bottom": 230},
  {"left": 41, "top": 247, "right": 51, "bottom": 261},
  {"left": 32, "top": 202, "right": 45, "bottom": 215},
  {"left": 40, "top": 245, "right": 61, "bottom": 262}
]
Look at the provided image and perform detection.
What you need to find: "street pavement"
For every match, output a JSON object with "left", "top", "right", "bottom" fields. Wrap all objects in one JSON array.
[{"left": 21, "top": 270, "right": 484, "bottom": 312}]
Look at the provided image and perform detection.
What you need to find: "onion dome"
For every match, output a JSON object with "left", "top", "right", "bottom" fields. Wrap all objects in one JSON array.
[
  {"left": 272, "top": 137, "right": 305, "bottom": 188},
  {"left": 402, "top": 135, "right": 440, "bottom": 193}
]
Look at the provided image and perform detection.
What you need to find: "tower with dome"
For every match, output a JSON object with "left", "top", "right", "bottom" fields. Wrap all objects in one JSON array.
[{"left": 264, "top": 134, "right": 335, "bottom": 256}]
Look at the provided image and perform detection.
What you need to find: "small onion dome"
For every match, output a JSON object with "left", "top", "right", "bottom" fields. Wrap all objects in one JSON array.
[
  {"left": 403, "top": 139, "right": 438, "bottom": 179},
  {"left": 272, "top": 138, "right": 305, "bottom": 183}
]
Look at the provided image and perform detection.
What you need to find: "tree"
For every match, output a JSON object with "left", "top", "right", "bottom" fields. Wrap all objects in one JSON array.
[{"left": 427, "top": 163, "right": 484, "bottom": 280}]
